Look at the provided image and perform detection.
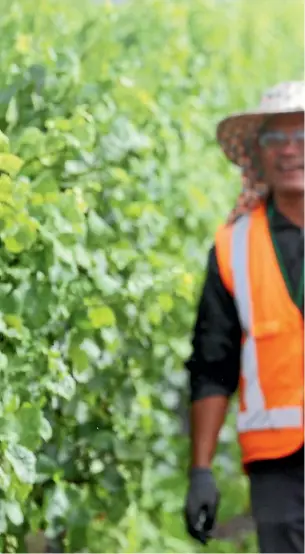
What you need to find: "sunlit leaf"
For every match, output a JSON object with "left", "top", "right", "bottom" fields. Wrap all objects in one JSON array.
[
  {"left": 0, "top": 154, "right": 23, "bottom": 176},
  {"left": 88, "top": 306, "right": 116, "bottom": 328},
  {"left": 5, "top": 444, "right": 36, "bottom": 484}
]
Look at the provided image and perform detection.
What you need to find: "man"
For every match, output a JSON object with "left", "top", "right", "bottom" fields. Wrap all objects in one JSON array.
[{"left": 184, "top": 81, "right": 304, "bottom": 554}]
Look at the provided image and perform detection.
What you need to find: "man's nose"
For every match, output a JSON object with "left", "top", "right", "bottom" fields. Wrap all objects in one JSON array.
[{"left": 278, "top": 138, "right": 301, "bottom": 155}]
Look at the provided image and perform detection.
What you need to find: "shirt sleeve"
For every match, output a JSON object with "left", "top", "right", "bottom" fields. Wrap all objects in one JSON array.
[{"left": 185, "top": 245, "right": 242, "bottom": 402}]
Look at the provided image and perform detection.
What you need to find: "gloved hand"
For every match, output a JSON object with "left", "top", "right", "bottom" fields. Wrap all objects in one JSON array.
[{"left": 184, "top": 467, "right": 220, "bottom": 544}]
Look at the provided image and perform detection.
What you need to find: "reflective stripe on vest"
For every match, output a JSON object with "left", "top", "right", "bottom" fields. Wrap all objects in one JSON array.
[{"left": 231, "top": 215, "right": 302, "bottom": 433}]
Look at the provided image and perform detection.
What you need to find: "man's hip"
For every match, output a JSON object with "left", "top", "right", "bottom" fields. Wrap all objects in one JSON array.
[{"left": 249, "top": 463, "right": 304, "bottom": 553}]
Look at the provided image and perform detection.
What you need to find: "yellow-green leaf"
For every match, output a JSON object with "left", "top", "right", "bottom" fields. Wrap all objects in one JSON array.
[
  {"left": 4, "top": 236, "right": 24, "bottom": 253},
  {"left": 88, "top": 306, "right": 116, "bottom": 328},
  {"left": 158, "top": 293, "right": 174, "bottom": 313},
  {"left": 0, "top": 154, "right": 23, "bottom": 176},
  {"left": 15, "top": 34, "right": 32, "bottom": 54},
  {"left": 188, "top": 185, "right": 208, "bottom": 208},
  {"left": 0, "top": 132, "right": 9, "bottom": 153},
  {"left": 4, "top": 315, "right": 23, "bottom": 331},
  {"left": 147, "top": 306, "right": 162, "bottom": 325}
]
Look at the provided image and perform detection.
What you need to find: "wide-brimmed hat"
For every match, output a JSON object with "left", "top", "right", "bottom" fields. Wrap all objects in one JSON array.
[{"left": 217, "top": 81, "right": 305, "bottom": 167}]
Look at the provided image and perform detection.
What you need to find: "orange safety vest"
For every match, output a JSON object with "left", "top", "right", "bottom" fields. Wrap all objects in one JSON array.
[{"left": 215, "top": 203, "right": 304, "bottom": 465}]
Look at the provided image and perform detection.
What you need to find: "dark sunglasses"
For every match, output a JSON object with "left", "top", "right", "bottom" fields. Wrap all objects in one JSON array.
[{"left": 258, "top": 129, "right": 304, "bottom": 149}]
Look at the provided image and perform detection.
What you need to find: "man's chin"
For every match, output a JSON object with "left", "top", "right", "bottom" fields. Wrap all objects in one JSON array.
[{"left": 277, "top": 171, "right": 304, "bottom": 194}]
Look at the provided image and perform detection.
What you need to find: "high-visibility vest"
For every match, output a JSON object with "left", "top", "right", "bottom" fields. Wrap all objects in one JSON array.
[{"left": 215, "top": 204, "right": 304, "bottom": 464}]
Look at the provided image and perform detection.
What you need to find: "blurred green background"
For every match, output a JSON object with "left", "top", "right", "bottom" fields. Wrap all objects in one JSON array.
[{"left": 0, "top": 0, "right": 303, "bottom": 552}]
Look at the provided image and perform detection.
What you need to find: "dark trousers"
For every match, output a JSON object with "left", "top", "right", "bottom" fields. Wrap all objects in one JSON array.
[{"left": 249, "top": 465, "right": 304, "bottom": 553}]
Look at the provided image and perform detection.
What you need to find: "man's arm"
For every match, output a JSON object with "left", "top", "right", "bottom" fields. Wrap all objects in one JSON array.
[
  {"left": 185, "top": 246, "right": 242, "bottom": 468},
  {"left": 191, "top": 396, "right": 229, "bottom": 468}
]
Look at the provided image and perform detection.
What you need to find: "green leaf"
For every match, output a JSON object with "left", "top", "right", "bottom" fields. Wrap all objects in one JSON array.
[
  {"left": 47, "top": 374, "right": 76, "bottom": 400},
  {"left": 70, "top": 345, "right": 89, "bottom": 372},
  {"left": 32, "top": 171, "right": 59, "bottom": 195},
  {"left": 6, "top": 96, "right": 18, "bottom": 127},
  {"left": 66, "top": 505, "right": 91, "bottom": 552},
  {"left": 4, "top": 315, "right": 23, "bottom": 331},
  {"left": 92, "top": 273, "right": 121, "bottom": 296},
  {"left": 36, "top": 454, "right": 59, "bottom": 483},
  {"left": 158, "top": 294, "right": 174, "bottom": 313},
  {"left": 0, "top": 131, "right": 9, "bottom": 153},
  {"left": 0, "top": 352, "right": 8, "bottom": 370},
  {"left": 80, "top": 338, "right": 101, "bottom": 360},
  {"left": 45, "top": 484, "right": 69, "bottom": 521},
  {"left": 3, "top": 236, "right": 24, "bottom": 253},
  {"left": 40, "top": 416, "right": 53, "bottom": 442},
  {"left": 0, "top": 416, "right": 18, "bottom": 442},
  {"left": 0, "top": 154, "right": 23, "bottom": 176},
  {"left": 0, "top": 467, "right": 10, "bottom": 492},
  {"left": 88, "top": 210, "right": 113, "bottom": 237},
  {"left": 0, "top": 501, "right": 7, "bottom": 534},
  {"left": 5, "top": 444, "right": 36, "bottom": 484},
  {"left": 147, "top": 305, "right": 162, "bottom": 325},
  {"left": 16, "top": 404, "right": 42, "bottom": 450},
  {"left": 88, "top": 306, "right": 116, "bottom": 328},
  {"left": 169, "top": 338, "right": 192, "bottom": 359},
  {"left": 5, "top": 500, "right": 24, "bottom": 526}
]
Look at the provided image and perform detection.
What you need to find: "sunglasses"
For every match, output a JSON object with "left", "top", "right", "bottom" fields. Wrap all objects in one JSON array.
[{"left": 258, "top": 129, "right": 304, "bottom": 149}]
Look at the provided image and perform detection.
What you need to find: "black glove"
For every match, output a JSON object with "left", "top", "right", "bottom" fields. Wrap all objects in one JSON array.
[{"left": 184, "top": 467, "right": 220, "bottom": 544}]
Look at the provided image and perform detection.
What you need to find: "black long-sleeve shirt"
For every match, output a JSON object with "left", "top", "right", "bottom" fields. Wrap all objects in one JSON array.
[{"left": 186, "top": 200, "right": 304, "bottom": 471}]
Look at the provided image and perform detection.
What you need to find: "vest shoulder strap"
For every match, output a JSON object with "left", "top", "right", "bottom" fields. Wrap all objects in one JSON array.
[
  {"left": 215, "top": 207, "right": 265, "bottom": 301},
  {"left": 215, "top": 221, "right": 234, "bottom": 294}
]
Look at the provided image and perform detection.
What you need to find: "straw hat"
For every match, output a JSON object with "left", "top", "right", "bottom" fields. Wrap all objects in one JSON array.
[{"left": 217, "top": 81, "right": 305, "bottom": 167}]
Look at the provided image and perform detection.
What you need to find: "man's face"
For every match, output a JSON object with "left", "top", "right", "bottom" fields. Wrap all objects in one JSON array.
[{"left": 258, "top": 112, "right": 304, "bottom": 195}]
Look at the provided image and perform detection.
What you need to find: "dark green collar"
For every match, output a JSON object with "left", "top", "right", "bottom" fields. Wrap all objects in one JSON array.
[{"left": 267, "top": 199, "right": 304, "bottom": 309}]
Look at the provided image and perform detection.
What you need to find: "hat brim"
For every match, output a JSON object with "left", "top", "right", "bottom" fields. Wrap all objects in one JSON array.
[{"left": 217, "top": 108, "right": 304, "bottom": 167}]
